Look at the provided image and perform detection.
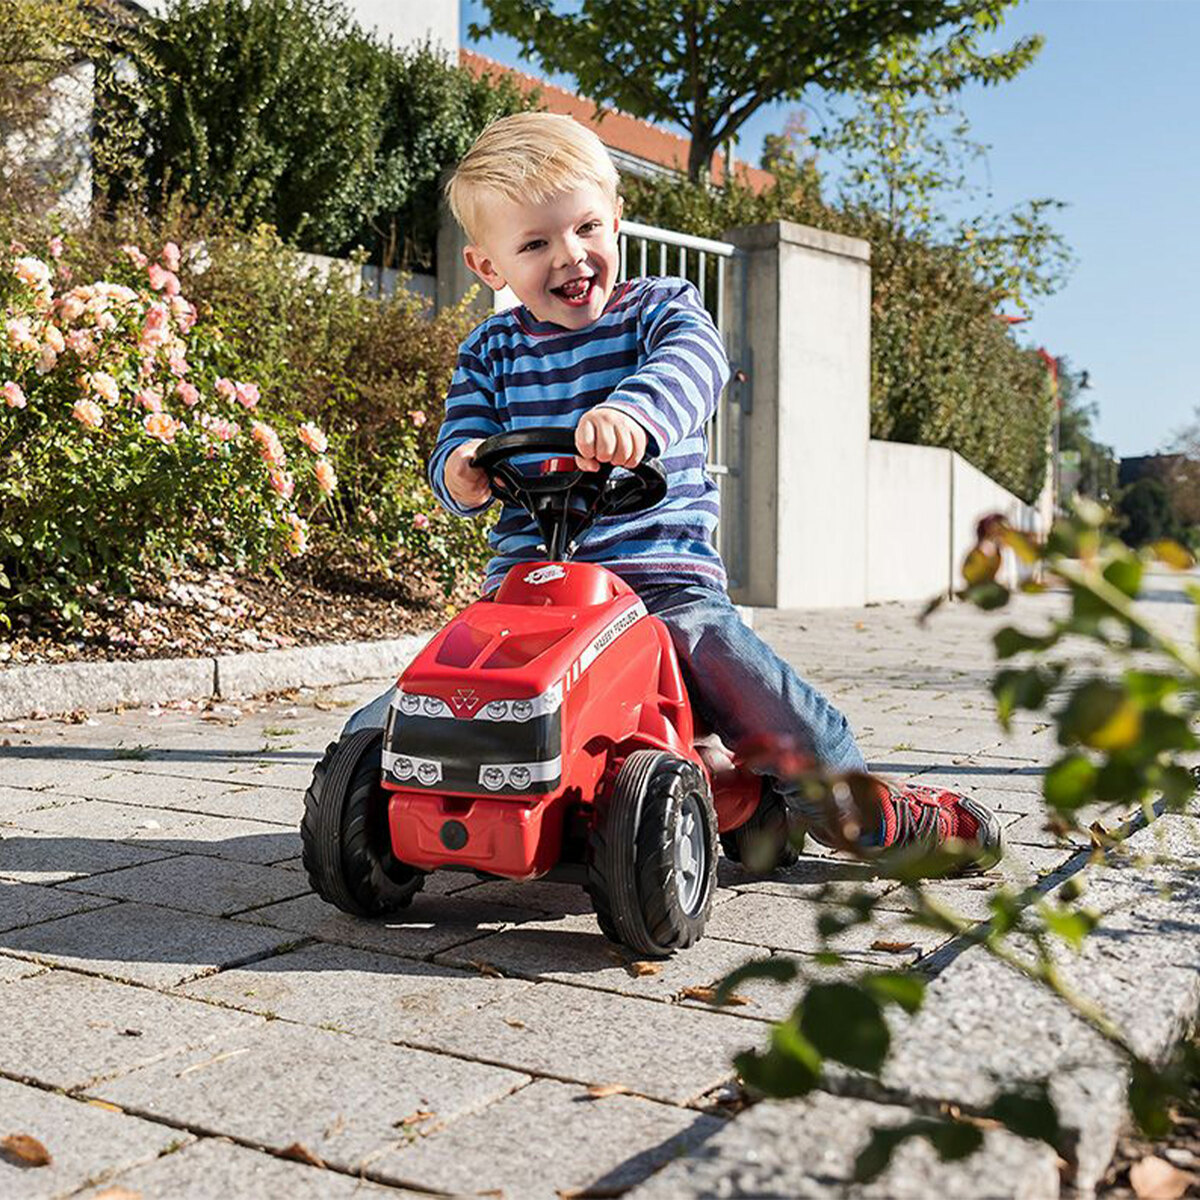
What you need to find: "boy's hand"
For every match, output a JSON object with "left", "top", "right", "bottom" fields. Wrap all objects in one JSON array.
[
  {"left": 445, "top": 438, "right": 491, "bottom": 509},
  {"left": 575, "top": 407, "right": 648, "bottom": 472}
]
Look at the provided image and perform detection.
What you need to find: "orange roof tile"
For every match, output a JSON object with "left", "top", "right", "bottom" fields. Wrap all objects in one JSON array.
[{"left": 460, "top": 49, "right": 775, "bottom": 194}]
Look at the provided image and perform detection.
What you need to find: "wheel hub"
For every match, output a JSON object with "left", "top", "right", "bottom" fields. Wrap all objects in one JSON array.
[{"left": 674, "top": 791, "right": 708, "bottom": 915}]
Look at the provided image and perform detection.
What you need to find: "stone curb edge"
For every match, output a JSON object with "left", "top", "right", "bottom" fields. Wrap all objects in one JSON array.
[{"left": 0, "top": 631, "right": 436, "bottom": 722}]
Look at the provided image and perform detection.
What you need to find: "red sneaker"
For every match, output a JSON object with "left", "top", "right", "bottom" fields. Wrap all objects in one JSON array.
[{"left": 876, "top": 781, "right": 1003, "bottom": 873}]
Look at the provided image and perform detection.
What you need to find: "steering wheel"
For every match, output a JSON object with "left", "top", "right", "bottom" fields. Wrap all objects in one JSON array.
[{"left": 471, "top": 427, "right": 667, "bottom": 560}]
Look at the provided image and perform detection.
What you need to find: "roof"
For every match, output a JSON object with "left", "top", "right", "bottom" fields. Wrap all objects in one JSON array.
[{"left": 460, "top": 50, "right": 775, "bottom": 194}]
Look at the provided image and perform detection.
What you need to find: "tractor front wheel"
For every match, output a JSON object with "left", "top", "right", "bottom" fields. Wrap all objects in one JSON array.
[
  {"left": 300, "top": 728, "right": 424, "bottom": 916},
  {"left": 587, "top": 750, "right": 718, "bottom": 956}
]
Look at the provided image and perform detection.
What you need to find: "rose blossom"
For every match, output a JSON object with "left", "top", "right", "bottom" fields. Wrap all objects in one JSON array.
[
  {"left": 215, "top": 377, "right": 236, "bottom": 400},
  {"left": 66, "top": 329, "right": 97, "bottom": 359},
  {"left": 412, "top": 513, "right": 430, "bottom": 530},
  {"left": 143, "top": 412, "right": 180, "bottom": 444},
  {"left": 5, "top": 317, "right": 38, "bottom": 353},
  {"left": 251, "top": 421, "right": 286, "bottom": 466},
  {"left": 140, "top": 303, "right": 169, "bottom": 351},
  {"left": 72, "top": 398, "right": 104, "bottom": 429},
  {"left": 58, "top": 295, "right": 85, "bottom": 322},
  {"left": 176, "top": 381, "right": 200, "bottom": 407},
  {"left": 36, "top": 345, "right": 57, "bottom": 375},
  {"left": 147, "top": 263, "right": 180, "bottom": 295},
  {"left": 269, "top": 468, "right": 295, "bottom": 499},
  {"left": 168, "top": 354, "right": 189, "bottom": 378},
  {"left": 200, "top": 415, "right": 239, "bottom": 442},
  {"left": 297, "top": 422, "right": 328, "bottom": 453},
  {"left": 136, "top": 388, "right": 163, "bottom": 413},
  {"left": 3, "top": 381, "right": 26, "bottom": 409},
  {"left": 314, "top": 459, "right": 337, "bottom": 494},
  {"left": 285, "top": 512, "right": 308, "bottom": 556},
  {"left": 89, "top": 372, "right": 119, "bottom": 404},
  {"left": 234, "top": 381, "right": 259, "bottom": 409},
  {"left": 14, "top": 256, "right": 51, "bottom": 290},
  {"left": 120, "top": 243, "right": 148, "bottom": 268},
  {"left": 161, "top": 241, "right": 181, "bottom": 271},
  {"left": 42, "top": 324, "right": 65, "bottom": 353},
  {"left": 48, "top": 236, "right": 64, "bottom": 259},
  {"left": 169, "top": 295, "right": 196, "bottom": 332},
  {"left": 410, "top": 409, "right": 427, "bottom": 426}
]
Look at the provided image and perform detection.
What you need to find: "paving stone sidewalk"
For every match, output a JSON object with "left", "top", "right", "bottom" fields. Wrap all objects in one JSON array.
[{"left": 1, "top": 571, "right": 1198, "bottom": 1198}]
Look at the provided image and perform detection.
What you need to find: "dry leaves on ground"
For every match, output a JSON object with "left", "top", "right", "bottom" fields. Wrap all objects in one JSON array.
[
  {"left": 871, "top": 940, "right": 916, "bottom": 954},
  {"left": 1130, "top": 1155, "right": 1197, "bottom": 1200},
  {"left": 470, "top": 960, "right": 503, "bottom": 978},
  {"left": 627, "top": 961, "right": 661, "bottom": 978},
  {"left": 584, "top": 1083, "right": 634, "bottom": 1100},
  {"left": 679, "top": 985, "right": 750, "bottom": 1007},
  {"left": 1, "top": 1133, "right": 52, "bottom": 1167},
  {"left": 396, "top": 1110, "right": 436, "bottom": 1128},
  {"left": 278, "top": 1142, "right": 326, "bottom": 1168},
  {"left": 93, "top": 1188, "right": 141, "bottom": 1199}
]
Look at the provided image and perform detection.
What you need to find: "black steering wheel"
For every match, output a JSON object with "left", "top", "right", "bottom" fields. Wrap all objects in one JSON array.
[{"left": 471, "top": 427, "right": 667, "bottom": 560}]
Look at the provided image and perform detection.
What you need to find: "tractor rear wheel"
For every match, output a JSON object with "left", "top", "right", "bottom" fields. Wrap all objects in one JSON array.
[
  {"left": 587, "top": 750, "right": 718, "bottom": 956},
  {"left": 301, "top": 728, "right": 424, "bottom": 916}
]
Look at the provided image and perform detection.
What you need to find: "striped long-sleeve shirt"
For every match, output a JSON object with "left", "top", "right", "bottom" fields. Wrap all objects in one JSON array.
[{"left": 428, "top": 276, "right": 731, "bottom": 596}]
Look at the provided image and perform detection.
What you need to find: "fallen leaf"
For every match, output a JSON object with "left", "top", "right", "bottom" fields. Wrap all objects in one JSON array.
[
  {"left": 871, "top": 940, "right": 916, "bottom": 953},
  {"left": 470, "top": 960, "right": 503, "bottom": 979},
  {"left": 86, "top": 1100, "right": 122, "bottom": 1113},
  {"left": 119, "top": 1027, "right": 143, "bottom": 1037},
  {"left": 278, "top": 1142, "right": 325, "bottom": 1168},
  {"left": 1130, "top": 1155, "right": 1196, "bottom": 1200},
  {"left": 93, "top": 1188, "right": 141, "bottom": 1199},
  {"left": 679, "top": 985, "right": 750, "bottom": 1007},
  {"left": 585, "top": 1083, "right": 633, "bottom": 1099},
  {"left": 176, "top": 1047, "right": 250, "bottom": 1077},
  {"left": 1, "top": 1133, "right": 52, "bottom": 1167},
  {"left": 627, "top": 960, "right": 661, "bottom": 978},
  {"left": 397, "top": 1110, "right": 435, "bottom": 1127},
  {"left": 502, "top": 1017, "right": 526, "bottom": 1029}
]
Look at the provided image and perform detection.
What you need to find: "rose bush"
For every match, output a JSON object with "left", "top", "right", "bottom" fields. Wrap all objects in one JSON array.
[{"left": 0, "top": 233, "right": 338, "bottom": 629}]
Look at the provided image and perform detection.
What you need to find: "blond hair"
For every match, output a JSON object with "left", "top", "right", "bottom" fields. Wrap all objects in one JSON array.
[{"left": 447, "top": 112, "right": 620, "bottom": 243}]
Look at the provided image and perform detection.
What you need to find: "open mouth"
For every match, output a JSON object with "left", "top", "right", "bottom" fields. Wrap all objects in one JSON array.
[{"left": 551, "top": 276, "right": 596, "bottom": 306}]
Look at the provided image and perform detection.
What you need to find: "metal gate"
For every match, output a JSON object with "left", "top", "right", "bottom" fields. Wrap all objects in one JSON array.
[{"left": 616, "top": 219, "right": 748, "bottom": 589}]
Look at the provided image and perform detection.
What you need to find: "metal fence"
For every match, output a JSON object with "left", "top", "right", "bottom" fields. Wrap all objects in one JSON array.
[{"left": 616, "top": 219, "right": 747, "bottom": 589}]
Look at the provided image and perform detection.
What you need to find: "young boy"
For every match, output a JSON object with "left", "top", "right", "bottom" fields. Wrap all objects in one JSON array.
[{"left": 347, "top": 111, "right": 1001, "bottom": 867}]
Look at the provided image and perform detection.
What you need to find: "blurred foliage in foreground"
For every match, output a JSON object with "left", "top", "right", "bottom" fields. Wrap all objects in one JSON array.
[{"left": 720, "top": 501, "right": 1199, "bottom": 1181}]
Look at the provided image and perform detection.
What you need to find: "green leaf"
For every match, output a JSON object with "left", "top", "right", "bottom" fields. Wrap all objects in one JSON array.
[
  {"left": 1060, "top": 680, "right": 1141, "bottom": 751},
  {"left": 1149, "top": 539, "right": 1194, "bottom": 571},
  {"left": 964, "top": 581, "right": 1009, "bottom": 611},
  {"left": 735, "top": 1019, "right": 822, "bottom": 1099},
  {"left": 1043, "top": 754, "right": 1097, "bottom": 811},
  {"left": 992, "top": 626, "right": 1058, "bottom": 660},
  {"left": 714, "top": 957, "right": 797, "bottom": 1005},
  {"left": 987, "top": 1083, "right": 1061, "bottom": 1148},
  {"left": 1102, "top": 556, "right": 1143, "bottom": 599},
  {"left": 1129, "top": 1059, "right": 1174, "bottom": 1139},
  {"left": 799, "top": 984, "right": 889, "bottom": 1074},
  {"left": 1037, "top": 901, "right": 1097, "bottom": 950},
  {"left": 860, "top": 971, "right": 925, "bottom": 1014}
]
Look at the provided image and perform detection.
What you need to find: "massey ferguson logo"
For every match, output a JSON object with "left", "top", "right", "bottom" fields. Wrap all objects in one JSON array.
[
  {"left": 450, "top": 688, "right": 480, "bottom": 714},
  {"left": 524, "top": 564, "right": 566, "bottom": 585}
]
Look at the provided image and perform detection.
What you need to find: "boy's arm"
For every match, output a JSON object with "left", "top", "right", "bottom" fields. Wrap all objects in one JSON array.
[
  {"left": 427, "top": 348, "right": 504, "bottom": 517},
  {"left": 598, "top": 279, "right": 731, "bottom": 455}
]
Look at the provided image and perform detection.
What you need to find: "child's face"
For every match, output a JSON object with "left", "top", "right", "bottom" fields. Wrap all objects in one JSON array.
[{"left": 463, "top": 181, "right": 623, "bottom": 329}]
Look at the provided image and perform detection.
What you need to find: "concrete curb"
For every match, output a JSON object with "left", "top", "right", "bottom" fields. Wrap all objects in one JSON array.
[{"left": 0, "top": 632, "right": 434, "bottom": 722}]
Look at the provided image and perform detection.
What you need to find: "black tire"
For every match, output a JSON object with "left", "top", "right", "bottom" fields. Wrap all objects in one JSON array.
[
  {"left": 587, "top": 750, "right": 718, "bottom": 956},
  {"left": 300, "top": 729, "right": 424, "bottom": 917},
  {"left": 720, "top": 780, "right": 803, "bottom": 874}
]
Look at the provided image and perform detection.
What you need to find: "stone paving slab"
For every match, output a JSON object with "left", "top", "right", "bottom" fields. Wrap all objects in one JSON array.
[
  {"left": 234, "top": 889, "right": 546, "bottom": 959},
  {"left": 87, "top": 1019, "right": 529, "bottom": 1175},
  {"left": 374, "top": 1078, "right": 725, "bottom": 1199},
  {"left": 0, "top": 953, "right": 47, "bottom": 981},
  {"left": 0, "top": 783, "right": 80, "bottom": 819},
  {"left": 0, "top": 968, "right": 263, "bottom": 1091},
  {"left": 80, "top": 1136, "right": 412, "bottom": 1199},
  {"left": 177, "top": 941, "right": 535, "bottom": 1041},
  {"left": 625, "top": 1088, "right": 1061, "bottom": 1199},
  {"left": 0, "top": 1075, "right": 195, "bottom": 1199},
  {"left": 0, "top": 826, "right": 176, "bottom": 885},
  {"left": 59, "top": 852, "right": 311, "bottom": 917},
  {"left": 404, "top": 977, "right": 764, "bottom": 1104},
  {"left": 0, "top": 900, "right": 302, "bottom": 987},
  {"left": 4, "top": 797, "right": 300, "bottom": 864},
  {"left": 0, "top": 878, "right": 115, "bottom": 932}
]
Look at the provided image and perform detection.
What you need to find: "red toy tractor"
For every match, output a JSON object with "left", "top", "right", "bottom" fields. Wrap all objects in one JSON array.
[{"left": 300, "top": 428, "right": 796, "bottom": 956}]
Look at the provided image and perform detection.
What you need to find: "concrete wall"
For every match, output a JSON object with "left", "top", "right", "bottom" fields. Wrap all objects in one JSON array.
[
  {"left": 726, "top": 221, "right": 872, "bottom": 609},
  {"left": 866, "top": 441, "right": 953, "bottom": 604}
]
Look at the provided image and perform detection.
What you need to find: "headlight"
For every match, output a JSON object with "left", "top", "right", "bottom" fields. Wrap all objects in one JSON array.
[
  {"left": 422, "top": 696, "right": 443, "bottom": 716},
  {"left": 400, "top": 693, "right": 421, "bottom": 716},
  {"left": 395, "top": 756, "right": 414, "bottom": 780},
  {"left": 511, "top": 700, "right": 533, "bottom": 722},
  {"left": 509, "top": 765, "right": 531, "bottom": 788},
  {"left": 417, "top": 761, "right": 439, "bottom": 784},
  {"left": 482, "top": 766, "right": 505, "bottom": 791},
  {"left": 486, "top": 700, "right": 509, "bottom": 720}
]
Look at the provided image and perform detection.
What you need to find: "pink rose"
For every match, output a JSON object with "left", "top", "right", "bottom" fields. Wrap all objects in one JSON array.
[
  {"left": 269, "top": 468, "right": 295, "bottom": 499},
  {"left": 314, "top": 459, "right": 337, "bottom": 494},
  {"left": 48, "top": 236, "right": 64, "bottom": 260},
  {"left": 285, "top": 512, "right": 308, "bottom": 556},
  {"left": 14, "top": 256, "right": 51, "bottom": 290},
  {"left": 169, "top": 295, "right": 196, "bottom": 332},
  {"left": 3, "top": 381, "right": 26, "bottom": 409},
  {"left": 251, "top": 420, "right": 286, "bottom": 466},
  {"left": 161, "top": 241, "right": 181, "bottom": 271},
  {"left": 72, "top": 398, "right": 104, "bottom": 429},
  {"left": 168, "top": 354, "right": 189, "bottom": 378},
  {"left": 410, "top": 409, "right": 427, "bottom": 427},
  {"left": 412, "top": 513, "right": 430, "bottom": 530},
  {"left": 234, "top": 381, "right": 259, "bottom": 409},
  {"left": 143, "top": 412, "right": 180, "bottom": 444},
  {"left": 66, "top": 329, "right": 96, "bottom": 360},
  {"left": 297, "top": 422, "right": 328, "bottom": 453},
  {"left": 136, "top": 388, "right": 163, "bottom": 413},
  {"left": 147, "top": 263, "right": 180, "bottom": 295},
  {"left": 42, "top": 324, "right": 65, "bottom": 353},
  {"left": 58, "top": 295, "right": 85, "bottom": 322},
  {"left": 36, "top": 345, "right": 57, "bottom": 375},
  {"left": 215, "top": 377, "right": 236, "bottom": 400},
  {"left": 121, "top": 243, "right": 148, "bottom": 268},
  {"left": 89, "top": 371, "right": 119, "bottom": 404},
  {"left": 176, "top": 381, "right": 200, "bottom": 407}
]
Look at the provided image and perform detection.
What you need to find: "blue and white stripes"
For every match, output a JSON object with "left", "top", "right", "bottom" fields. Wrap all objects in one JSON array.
[{"left": 428, "top": 276, "right": 731, "bottom": 595}]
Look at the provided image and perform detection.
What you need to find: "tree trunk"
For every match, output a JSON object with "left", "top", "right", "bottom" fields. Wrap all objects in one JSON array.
[{"left": 687, "top": 133, "right": 714, "bottom": 184}]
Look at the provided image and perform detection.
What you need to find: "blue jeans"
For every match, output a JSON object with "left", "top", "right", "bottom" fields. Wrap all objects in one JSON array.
[{"left": 342, "top": 581, "right": 867, "bottom": 842}]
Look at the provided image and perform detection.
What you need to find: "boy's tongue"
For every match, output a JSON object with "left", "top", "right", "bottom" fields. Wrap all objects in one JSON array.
[{"left": 554, "top": 277, "right": 593, "bottom": 305}]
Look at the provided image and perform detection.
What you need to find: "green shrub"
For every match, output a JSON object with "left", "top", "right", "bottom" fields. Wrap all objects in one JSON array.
[
  {"left": 119, "top": 0, "right": 528, "bottom": 267},
  {"left": 623, "top": 173, "right": 1051, "bottom": 503}
]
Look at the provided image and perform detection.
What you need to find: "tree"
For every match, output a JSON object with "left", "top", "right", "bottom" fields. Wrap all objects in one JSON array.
[
  {"left": 1116, "top": 478, "right": 1185, "bottom": 549},
  {"left": 472, "top": 0, "right": 1041, "bottom": 183},
  {"left": 1054, "top": 358, "right": 1117, "bottom": 503},
  {"left": 1164, "top": 411, "right": 1200, "bottom": 529}
]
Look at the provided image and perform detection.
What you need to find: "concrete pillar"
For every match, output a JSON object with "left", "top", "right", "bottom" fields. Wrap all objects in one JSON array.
[{"left": 724, "top": 221, "right": 872, "bottom": 608}]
